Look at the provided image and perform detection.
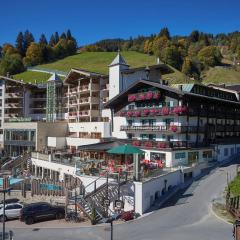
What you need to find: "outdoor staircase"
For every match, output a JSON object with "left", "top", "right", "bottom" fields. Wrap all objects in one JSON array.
[
  {"left": 68, "top": 175, "right": 127, "bottom": 223},
  {"left": 1, "top": 153, "right": 30, "bottom": 174}
]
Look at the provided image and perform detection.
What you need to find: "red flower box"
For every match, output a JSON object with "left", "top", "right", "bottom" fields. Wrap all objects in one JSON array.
[
  {"left": 157, "top": 142, "right": 166, "bottom": 148},
  {"left": 145, "top": 91, "right": 153, "bottom": 100},
  {"left": 173, "top": 106, "right": 188, "bottom": 115},
  {"left": 133, "top": 141, "right": 141, "bottom": 146},
  {"left": 153, "top": 91, "right": 160, "bottom": 99},
  {"left": 143, "top": 109, "right": 150, "bottom": 116},
  {"left": 134, "top": 110, "right": 141, "bottom": 117},
  {"left": 138, "top": 93, "right": 145, "bottom": 101},
  {"left": 150, "top": 108, "right": 158, "bottom": 116},
  {"left": 144, "top": 141, "right": 153, "bottom": 148},
  {"left": 128, "top": 94, "right": 136, "bottom": 102},
  {"left": 127, "top": 111, "right": 133, "bottom": 117},
  {"left": 162, "top": 107, "right": 169, "bottom": 115},
  {"left": 170, "top": 125, "right": 178, "bottom": 132}
]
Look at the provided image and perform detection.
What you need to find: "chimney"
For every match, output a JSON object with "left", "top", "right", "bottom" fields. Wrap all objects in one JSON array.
[
  {"left": 6, "top": 72, "right": 10, "bottom": 78},
  {"left": 157, "top": 58, "right": 160, "bottom": 64}
]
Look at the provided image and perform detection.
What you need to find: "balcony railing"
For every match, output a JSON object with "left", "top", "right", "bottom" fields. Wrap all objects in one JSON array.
[
  {"left": 128, "top": 139, "right": 189, "bottom": 149},
  {"left": 119, "top": 106, "right": 188, "bottom": 117},
  {"left": 120, "top": 125, "right": 204, "bottom": 133}
]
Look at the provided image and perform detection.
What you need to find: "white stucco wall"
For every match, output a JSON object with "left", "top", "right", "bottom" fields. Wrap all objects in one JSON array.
[
  {"left": 134, "top": 170, "right": 183, "bottom": 215},
  {"left": 48, "top": 137, "right": 66, "bottom": 149}
]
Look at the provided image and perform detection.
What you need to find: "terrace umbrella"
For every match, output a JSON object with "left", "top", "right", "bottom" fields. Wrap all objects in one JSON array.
[
  {"left": 107, "top": 144, "right": 144, "bottom": 155},
  {"left": 107, "top": 144, "right": 144, "bottom": 181}
]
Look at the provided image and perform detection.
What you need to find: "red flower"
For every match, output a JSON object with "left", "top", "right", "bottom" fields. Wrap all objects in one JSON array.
[
  {"left": 133, "top": 141, "right": 141, "bottom": 146},
  {"left": 127, "top": 111, "right": 133, "bottom": 117},
  {"left": 162, "top": 107, "right": 169, "bottom": 115},
  {"left": 150, "top": 108, "right": 157, "bottom": 115},
  {"left": 128, "top": 94, "right": 136, "bottom": 102},
  {"left": 170, "top": 125, "right": 178, "bottom": 132},
  {"left": 146, "top": 91, "right": 153, "bottom": 100},
  {"left": 153, "top": 91, "right": 160, "bottom": 99},
  {"left": 134, "top": 110, "right": 141, "bottom": 117},
  {"left": 143, "top": 109, "right": 150, "bottom": 116},
  {"left": 157, "top": 142, "right": 166, "bottom": 148},
  {"left": 138, "top": 93, "right": 145, "bottom": 101},
  {"left": 144, "top": 141, "right": 153, "bottom": 148}
]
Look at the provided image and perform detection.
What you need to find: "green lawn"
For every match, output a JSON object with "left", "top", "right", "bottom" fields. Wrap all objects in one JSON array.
[{"left": 13, "top": 71, "right": 52, "bottom": 83}]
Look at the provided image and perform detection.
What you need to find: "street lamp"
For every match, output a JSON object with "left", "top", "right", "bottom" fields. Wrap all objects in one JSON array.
[{"left": 0, "top": 188, "right": 12, "bottom": 240}]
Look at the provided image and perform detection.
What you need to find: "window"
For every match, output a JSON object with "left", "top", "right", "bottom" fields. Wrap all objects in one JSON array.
[
  {"left": 175, "top": 152, "right": 186, "bottom": 159},
  {"left": 149, "top": 134, "right": 156, "bottom": 140},
  {"left": 203, "top": 151, "right": 212, "bottom": 158},
  {"left": 231, "top": 148, "right": 234, "bottom": 155},
  {"left": 127, "top": 133, "right": 134, "bottom": 140},
  {"left": 224, "top": 148, "right": 228, "bottom": 156}
]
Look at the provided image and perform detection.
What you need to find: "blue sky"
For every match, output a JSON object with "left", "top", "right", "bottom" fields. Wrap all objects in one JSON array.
[{"left": 1, "top": 0, "right": 240, "bottom": 46}]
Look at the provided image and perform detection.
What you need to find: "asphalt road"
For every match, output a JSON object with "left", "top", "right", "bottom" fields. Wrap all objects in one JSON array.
[{"left": 6, "top": 162, "right": 237, "bottom": 240}]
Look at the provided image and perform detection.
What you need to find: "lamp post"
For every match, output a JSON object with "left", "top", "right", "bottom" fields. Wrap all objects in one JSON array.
[{"left": 0, "top": 188, "right": 12, "bottom": 240}]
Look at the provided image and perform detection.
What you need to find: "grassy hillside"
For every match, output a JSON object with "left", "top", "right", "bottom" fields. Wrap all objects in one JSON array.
[
  {"left": 13, "top": 51, "right": 240, "bottom": 85},
  {"left": 202, "top": 67, "right": 240, "bottom": 84},
  {"left": 13, "top": 51, "right": 158, "bottom": 82}
]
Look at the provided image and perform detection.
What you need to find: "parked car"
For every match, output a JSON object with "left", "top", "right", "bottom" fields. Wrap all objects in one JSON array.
[
  {"left": 0, "top": 198, "right": 20, "bottom": 209},
  {"left": 20, "top": 202, "right": 65, "bottom": 225},
  {"left": 0, "top": 203, "right": 23, "bottom": 222}
]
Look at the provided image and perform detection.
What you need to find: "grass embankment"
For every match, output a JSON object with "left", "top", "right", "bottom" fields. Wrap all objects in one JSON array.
[{"left": 228, "top": 174, "right": 240, "bottom": 197}]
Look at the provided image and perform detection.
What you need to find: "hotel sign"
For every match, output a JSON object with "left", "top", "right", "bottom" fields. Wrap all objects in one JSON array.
[{"left": 8, "top": 117, "right": 32, "bottom": 122}]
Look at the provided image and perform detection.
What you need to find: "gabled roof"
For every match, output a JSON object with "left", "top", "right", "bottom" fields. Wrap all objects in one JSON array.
[
  {"left": 109, "top": 52, "right": 129, "bottom": 67},
  {"left": 104, "top": 79, "right": 240, "bottom": 112},
  {"left": 104, "top": 79, "right": 184, "bottom": 112}
]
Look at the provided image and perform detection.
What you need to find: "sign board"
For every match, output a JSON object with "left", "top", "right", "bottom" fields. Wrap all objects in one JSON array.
[
  {"left": 115, "top": 200, "right": 124, "bottom": 210},
  {"left": 8, "top": 117, "right": 32, "bottom": 122},
  {"left": 103, "top": 198, "right": 110, "bottom": 207}
]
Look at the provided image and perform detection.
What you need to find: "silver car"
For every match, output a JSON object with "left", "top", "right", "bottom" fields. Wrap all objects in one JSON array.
[{"left": 0, "top": 203, "right": 23, "bottom": 221}]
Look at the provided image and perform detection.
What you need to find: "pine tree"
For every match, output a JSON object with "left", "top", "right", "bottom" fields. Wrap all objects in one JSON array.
[
  {"left": 23, "top": 30, "right": 35, "bottom": 55},
  {"left": 60, "top": 32, "right": 67, "bottom": 39},
  {"left": 66, "top": 29, "right": 72, "bottom": 40},
  {"left": 159, "top": 27, "right": 171, "bottom": 40},
  {"left": 54, "top": 32, "right": 59, "bottom": 44},
  {"left": 16, "top": 32, "right": 24, "bottom": 56},
  {"left": 39, "top": 34, "right": 48, "bottom": 45},
  {"left": 49, "top": 34, "right": 56, "bottom": 46}
]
